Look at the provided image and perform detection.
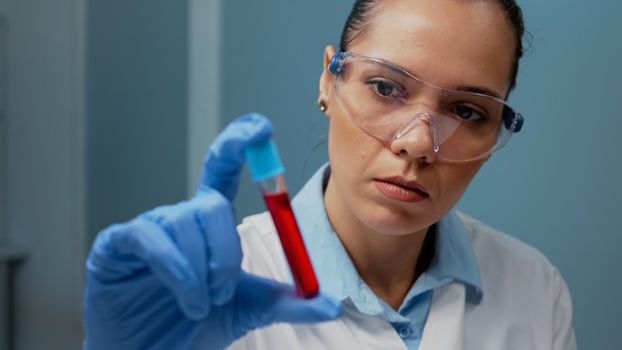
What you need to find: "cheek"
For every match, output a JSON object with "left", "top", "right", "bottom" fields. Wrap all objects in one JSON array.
[{"left": 327, "top": 109, "right": 378, "bottom": 169}]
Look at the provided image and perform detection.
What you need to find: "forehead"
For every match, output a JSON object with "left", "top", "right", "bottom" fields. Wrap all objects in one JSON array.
[{"left": 349, "top": 0, "right": 515, "bottom": 95}]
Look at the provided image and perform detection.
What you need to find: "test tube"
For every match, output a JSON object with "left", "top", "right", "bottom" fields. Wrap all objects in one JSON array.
[{"left": 244, "top": 138, "right": 320, "bottom": 299}]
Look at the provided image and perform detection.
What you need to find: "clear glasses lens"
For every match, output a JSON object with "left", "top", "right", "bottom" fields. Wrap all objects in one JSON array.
[{"left": 332, "top": 53, "right": 521, "bottom": 162}]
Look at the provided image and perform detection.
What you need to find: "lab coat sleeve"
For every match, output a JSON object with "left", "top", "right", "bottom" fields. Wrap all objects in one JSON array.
[{"left": 552, "top": 268, "right": 577, "bottom": 350}]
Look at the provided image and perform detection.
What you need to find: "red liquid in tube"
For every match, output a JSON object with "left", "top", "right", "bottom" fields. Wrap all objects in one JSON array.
[{"left": 263, "top": 191, "right": 319, "bottom": 298}]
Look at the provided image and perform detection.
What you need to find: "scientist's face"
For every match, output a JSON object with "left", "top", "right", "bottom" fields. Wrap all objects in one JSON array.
[{"left": 319, "top": 0, "right": 515, "bottom": 236}]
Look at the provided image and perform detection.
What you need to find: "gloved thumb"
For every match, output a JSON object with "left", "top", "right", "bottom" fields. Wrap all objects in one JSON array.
[
  {"left": 234, "top": 273, "right": 342, "bottom": 334},
  {"left": 198, "top": 113, "right": 273, "bottom": 201}
]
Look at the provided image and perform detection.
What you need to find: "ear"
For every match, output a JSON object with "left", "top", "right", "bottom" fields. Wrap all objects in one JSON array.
[{"left": 318, "top": 45, "right": 337, "bottom": 106}]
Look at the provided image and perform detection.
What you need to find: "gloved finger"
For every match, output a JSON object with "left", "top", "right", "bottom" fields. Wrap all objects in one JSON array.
[
  {"left": 198, "top": 113, "right": 272, "bottom": 201},
  {"left": 192, "top": 189, "right": 242, "bottom": 305},
  {"left": 107, "top": 217, "right": 210, "bottom": 320},
  {"left": 143, "top": 203, "right": 211, "bottom": 319},
  {"left": 87, "top": 223, "right": 152, "bottom": 281},
  {"left": 234, "top": 273, "right": 342, "bottom": 333}
]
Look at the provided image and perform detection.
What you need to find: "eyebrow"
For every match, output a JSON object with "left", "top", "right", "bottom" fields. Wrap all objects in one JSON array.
[
  {"left": 373, "top": 55, "right": 505, "bottom": 100},
  {"left": 455, "top": 85, "right": 503, "bottom": 100}
]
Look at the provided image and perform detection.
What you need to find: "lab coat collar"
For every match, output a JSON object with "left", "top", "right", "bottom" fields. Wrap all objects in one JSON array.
[{"left": 292, "top": 164, "right": 483, "bottom": 316}]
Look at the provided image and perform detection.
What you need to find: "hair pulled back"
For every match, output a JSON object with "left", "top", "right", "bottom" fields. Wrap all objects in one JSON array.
[{"left": 339, "top": 0, "right": 526, "bottom": 93}]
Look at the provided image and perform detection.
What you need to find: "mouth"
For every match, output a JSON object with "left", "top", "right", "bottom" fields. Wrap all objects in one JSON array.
[{"left": 373, "top": 176, "right": 430, "bottom": 203}]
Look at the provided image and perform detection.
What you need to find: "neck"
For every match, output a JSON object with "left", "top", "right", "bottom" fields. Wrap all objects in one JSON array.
[{"left": 324, "top": 176, "right": 433, "bottom": 310}]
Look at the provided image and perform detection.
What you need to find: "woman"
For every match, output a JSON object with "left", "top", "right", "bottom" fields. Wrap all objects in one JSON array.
[{"left": 83, "top": 0, "right": 576, "bottom": 349}]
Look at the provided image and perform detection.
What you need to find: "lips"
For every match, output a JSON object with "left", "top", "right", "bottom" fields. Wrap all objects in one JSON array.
[{"left": 374, "top": 176, "right": 429, "bottom": 203}]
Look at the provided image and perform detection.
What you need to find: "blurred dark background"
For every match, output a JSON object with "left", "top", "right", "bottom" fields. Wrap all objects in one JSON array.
[{"left": 0, "top": 0, "right": 620, "bottom": 349}]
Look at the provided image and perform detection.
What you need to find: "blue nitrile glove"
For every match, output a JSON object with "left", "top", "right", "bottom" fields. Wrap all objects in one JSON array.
[{"left": 83, "top": 113, "right": 342, "bottom": 350}]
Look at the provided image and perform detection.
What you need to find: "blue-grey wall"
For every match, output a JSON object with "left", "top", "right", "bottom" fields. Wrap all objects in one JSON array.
[
  {"left": 2, "top": 0, "right": 86, "bottom": 348},
  {"left": 220, "top": 1, "right": 353, "bottom": 218},
  {"left": 221, "top": 1, "right": 621, "bottom": 349},
  {"left": 87, "top": 0, "right": 189, "bottom": 238}
]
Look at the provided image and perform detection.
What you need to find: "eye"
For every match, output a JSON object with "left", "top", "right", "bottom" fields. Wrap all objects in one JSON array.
[
  {"left": 453, "top": 104, "right": 487, "bottom": 122},
  {"left": 367, "top": 78, "right": 405, "bottom": 99}
]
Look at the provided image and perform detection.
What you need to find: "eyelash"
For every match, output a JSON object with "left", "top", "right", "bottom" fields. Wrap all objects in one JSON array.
[
  {"left": 365, "top": 78, "right": 492, "bottom": 123},
  {"left": 451, "top": 103, "right": 488, "bottom": 122},
  {"left": 367, "top": 78, "right": 407, "bottom": 100}
]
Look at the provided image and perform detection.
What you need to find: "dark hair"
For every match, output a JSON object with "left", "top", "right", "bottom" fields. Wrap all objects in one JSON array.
[{"left": 339, "top": 0, "right": 526, "bottom": 93}]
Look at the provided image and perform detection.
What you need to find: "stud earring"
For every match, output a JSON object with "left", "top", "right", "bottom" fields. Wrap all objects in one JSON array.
[{"left": 318, "top": 100, "right": 328, "bottom": 112}]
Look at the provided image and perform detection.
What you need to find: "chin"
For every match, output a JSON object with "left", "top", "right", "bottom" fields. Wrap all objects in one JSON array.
[{"left": 359, "top": 205, "right": 433, "bottom": 236}]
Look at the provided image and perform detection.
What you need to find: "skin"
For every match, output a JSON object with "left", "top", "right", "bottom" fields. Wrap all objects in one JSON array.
[{"left": 318, "top": 0, "right": 516, "bottom": 309}]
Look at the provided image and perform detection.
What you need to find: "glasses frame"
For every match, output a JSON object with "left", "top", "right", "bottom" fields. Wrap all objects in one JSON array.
[{"left": 327, "top": 51, "right": 525, "bottom": 162}]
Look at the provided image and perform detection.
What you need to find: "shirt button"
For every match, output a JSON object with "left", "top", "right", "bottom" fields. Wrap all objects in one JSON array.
[{"left": 397, "top": 325, "right": 413, "bottom": 338}]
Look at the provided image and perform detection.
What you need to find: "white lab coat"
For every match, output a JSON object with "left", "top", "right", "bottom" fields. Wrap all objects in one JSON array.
[{"left": 227, "top": 211, "right": 576, "bottom": 350}]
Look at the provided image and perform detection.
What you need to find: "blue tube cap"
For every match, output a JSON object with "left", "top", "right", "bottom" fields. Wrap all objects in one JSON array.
[{"left": 244, "top": 138, "right": 284, "bottom": 182}]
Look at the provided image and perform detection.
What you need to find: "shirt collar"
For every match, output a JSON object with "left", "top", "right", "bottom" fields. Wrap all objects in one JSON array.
[
  {"left": 427, "top": 210, "right": 483, "bottom": 303},
  {"left": 292, "top": 164, "right": 483, "bottom": 315}
]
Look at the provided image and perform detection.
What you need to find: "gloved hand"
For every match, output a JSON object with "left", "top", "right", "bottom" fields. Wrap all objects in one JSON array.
[{"left": 83, "top": 113, "right": 342, "bottom": 350}]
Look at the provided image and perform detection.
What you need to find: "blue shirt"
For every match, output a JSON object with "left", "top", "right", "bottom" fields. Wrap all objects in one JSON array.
[{"left": 291, "top": 165, "right": 483, "bottom": 350}]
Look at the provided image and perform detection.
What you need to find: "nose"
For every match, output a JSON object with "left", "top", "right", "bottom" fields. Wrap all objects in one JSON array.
[{"left": 390, "top": 113, "right": 437, "bottom": 163}]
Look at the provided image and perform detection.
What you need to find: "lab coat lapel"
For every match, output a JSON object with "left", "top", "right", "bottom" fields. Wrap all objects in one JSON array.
[{"left": 419, "top": 283, "right": 466, "bottom": 350}]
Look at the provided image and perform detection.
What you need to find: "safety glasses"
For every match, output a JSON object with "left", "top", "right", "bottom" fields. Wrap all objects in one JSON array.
[{"left": 328, "top": 52, "right": 524, "bottom": 162}]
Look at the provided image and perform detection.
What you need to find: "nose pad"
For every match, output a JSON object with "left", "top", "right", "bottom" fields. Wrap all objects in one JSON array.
[
  {"left": 390, "top": 113, "right": 439, "bottom": 161},
  {"left": 393, "top": 113, "right": 439, "bottom": 152}
]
